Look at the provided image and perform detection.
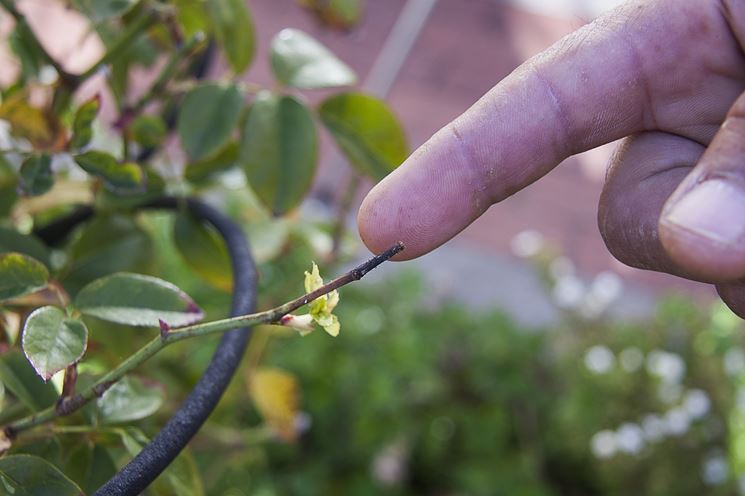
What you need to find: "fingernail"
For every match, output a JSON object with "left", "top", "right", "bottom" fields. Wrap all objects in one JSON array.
[{"left": 663, "top": 179, "right": 745, "bottom": 244}]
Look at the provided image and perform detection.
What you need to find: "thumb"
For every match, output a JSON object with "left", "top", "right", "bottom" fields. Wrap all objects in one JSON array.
[{"left": 660, "top": 91, "right": 745, "bottom": 281}]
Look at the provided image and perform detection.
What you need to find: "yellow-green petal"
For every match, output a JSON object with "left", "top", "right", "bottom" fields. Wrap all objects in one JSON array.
[
  {"left": 323, "top": 314, "right": 340, "bottom": 337},
  {"left": 327, "top": 290, "right": 339, "bottom": 311},
  {"left": 310, "top": 296, "right": 327, "bottom": 317},
  {"left": 304, "top": 262, "right": 323, "bottom": 293}
]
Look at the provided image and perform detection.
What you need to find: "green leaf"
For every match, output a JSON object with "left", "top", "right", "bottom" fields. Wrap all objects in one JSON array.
[
  {"left": 74, "top": 150, "right": 145, "bottom": 194},
  {"left": 0, "top": 94, "right": 62, "bottom": 149},
  {"left": 129, "top": 115, "right": 167, "bottom": 149},
  {"left": 177, "top": 83, "right": 244, "bottom": 162},
  {"left": 63, "top": 214, "right": 154, "bottom": 294},
  {"left": 184, "top": 142, "right": 239, "bottom": 183},
  {"left": 72, "top": 0, "right": 138, "bottom": 22},
  {"left": 19, "top": 154, "right": 53, "bottom": 196},
  {"left": 96, "top": 376, "right": 163, "bottom": 423},
  {"left": 75, "top": 272, "right": 204, "bottom": 327},
  {"left": 84, "top": 445, "right": 117, "bottom": 494},
  {"left": 298, "top": 0, "right": 364, "bottom": 29},
  {"left": 70, "top": 95, "right": 100, "bottom": 150},
  {"left": 240, "top": 92, "right": 318, "bottom": 215},
  {"left": 151, "top": 446, "right": 204, "bottom": 496},
  {"left": 96, "top": 167, "right": 165, "bottom": 211},
  {"left": 22, "top": 306, "right": 88, "bottom": 381},
  {"left": 319, "top": 92, "right": 407, "bottom": 180},
  {"left": 0, "top": 351, "right": 57, "bottom": 412},
  {"left": 174, "top": 0, "right": 210, "bottom": 38},
  {"left": 118, "top": 427, "right": 150, "bottom": 457},
  {"left": 0, "top": 252, "right": 49, "bottom": 301},
  {"left": 173, "top": 211, "right": 232, "bottom": 291},
  {"left": 0, "top": 227, "right": 50, "bottom": 268},
  {"left": 0, "top": 157, "right": 18, "bottom": 217},
  {"left": 206, "top": 0, "right": 255, "bottom": 74},
  {"left": 270, "top": 28, "right": 356, "bottom": 89},
  {"left": 60, "top": 441, "right": 117, "bottom": 495},
  {"left": 117, "top": 429, "right": 204, "bottom": 496},
  {"left": 51, "top": 86, "right": 75, "bottom": 117},
  {"left": 9, "top": 21, "right": 45, "bottom": 81},
  {"left": 0, "top": 455, "right": 83, "bottom": 496}
]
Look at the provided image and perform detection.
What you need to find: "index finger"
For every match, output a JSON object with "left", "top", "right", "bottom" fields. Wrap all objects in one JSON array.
[{"left": 357, "top": 0, "right": 732, "bottom": 259}]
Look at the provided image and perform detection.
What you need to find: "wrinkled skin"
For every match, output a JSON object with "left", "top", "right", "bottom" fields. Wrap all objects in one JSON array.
[{"left": 358, "top": 0, "right": 745, "bottom": 317}]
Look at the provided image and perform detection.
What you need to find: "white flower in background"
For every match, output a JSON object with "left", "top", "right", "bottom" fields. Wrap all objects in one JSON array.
[
  {"left": 553, "top": 275, "right": 586, "bottom": 309},
  {"left": 571, "top": 272, "right": 622, "bottom": 319},
  {"left": 619, "top": 347, "right": 644, "bottom": 373},
  {"left": 510, "top": 230, "right": 544, "bottom": 258},
  {"left": 355, "top": 307, "right": 385, "bottom": 335},
  {"left": 51, "top": 153, "right": 82, "bottom": 178},
  {"left": 641, "top": 414, "right": 666, "bottom": 442},
  {"left": 725, "top": 348, "right": 745, "bottom": 376},
  {"left": 702, "top": 453, "right": 729, "bottom": 486},
  {"left": 578, "top": 296, "right": 606, "bottom": 320},
  {"left": 372, "top": 440, "right": 409, "bottom": 486},
  {"left": 591, "top": 430, "right": 617, "bottom": 459},
  {"left": 646, "top": 350, "right": 686, "bottom": 384},
  {"left": 220, "top": 168, "right": 248, "bottom": 189},
  {"left": 664, "top": 407, "right": 690, "bottom": 436},
  {"left": 684, "top": 389, "right": 711, "bottom": 420},
  {"left": 0, "top": 120, "right": 14, "bottom": 150},
  {"left": 549, "top": 256, "right": 575, "bottom": 280},
  {"left": 615, "top": 423, "right": 645, "bottom": 455},
  {"left": 584, "top": 345, "right": 615, "bottom": 374},
  {"left": 589, "top": 271, "right": 623, "bottom": 306},
  {"left": 38, "top": 65, "right": 58, "bottom": 85},
  {"left": 657, "top": 382, "right": 683, "bottom": 405}
]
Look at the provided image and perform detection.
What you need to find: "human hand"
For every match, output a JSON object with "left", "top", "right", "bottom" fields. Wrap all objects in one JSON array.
[{"left": 357, "top": 0, "right": 745, "bottom": 316}]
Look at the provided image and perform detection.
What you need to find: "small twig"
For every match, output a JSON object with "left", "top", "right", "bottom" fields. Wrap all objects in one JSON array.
[
  {"left": 276, "top": 241, "right": 405, "bottom": 316},
  {"left": 0, "top": 403, "right": 27, "bottom": 426},
  {"left": 79, "top": 11, "right": 160, "bottom": 81},
  {"left": 117, "top": 32, "right": 206, "bottom": 128},
  {"left": 3, "top": 242, "right": 404, "bottom": 436},
  {"left": 330, "top": 172, "right": 361, "bottom": 262}
]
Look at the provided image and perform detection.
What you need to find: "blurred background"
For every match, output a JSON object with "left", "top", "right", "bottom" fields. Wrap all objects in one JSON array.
[
  {"left": 244, "top": 0, "right": 712, "bottom": 328},
  {"left": 5, "top": 1, "right": 745, "bottom": 495},
  {"left": 184, "top": 1, "right": 745, "bottom": 494}
]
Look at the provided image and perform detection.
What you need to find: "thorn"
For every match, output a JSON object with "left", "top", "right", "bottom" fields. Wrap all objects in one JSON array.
[{"left": 159, "top": 319, "right": 171, "bottom": 340}]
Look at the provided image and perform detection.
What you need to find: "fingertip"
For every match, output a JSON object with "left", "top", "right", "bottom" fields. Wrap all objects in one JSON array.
[
  {"left": 356, "top": 125, "right": 494, "bottom": 262},
  {"left": 357, "top": 177, "right": 424, "bottom": 261}
]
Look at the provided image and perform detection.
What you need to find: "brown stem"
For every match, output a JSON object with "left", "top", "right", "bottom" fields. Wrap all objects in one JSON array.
[{"left": 279, "top": 241, "right": 405, "bottom": 317}]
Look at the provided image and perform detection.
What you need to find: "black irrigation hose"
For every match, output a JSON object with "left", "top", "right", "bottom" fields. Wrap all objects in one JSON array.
[{"left": 35, "top": 197, "right": 257, "bottom": 495}]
